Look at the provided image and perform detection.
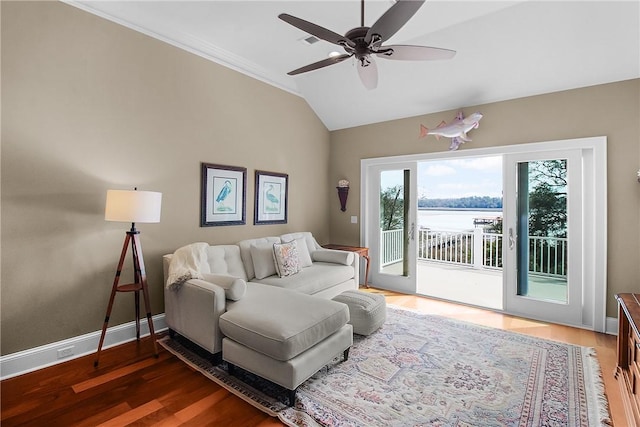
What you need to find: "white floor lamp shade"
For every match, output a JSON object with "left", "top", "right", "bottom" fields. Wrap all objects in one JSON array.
[{"left": 105, "top": 189, "right": 162, "bottom": 224}]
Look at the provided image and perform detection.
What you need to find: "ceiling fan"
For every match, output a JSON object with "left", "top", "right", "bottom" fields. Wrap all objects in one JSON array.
[{"left": 278, "top": 0, "right": 456, "bottom": 90}]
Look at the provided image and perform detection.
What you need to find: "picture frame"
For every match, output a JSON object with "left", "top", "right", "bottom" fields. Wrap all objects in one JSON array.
[
  {"left": 201, "top": 162, "right": 246, "bottom": 227},
  {"left": 254, "top": 170, "right": 288, "bottom": 225}
]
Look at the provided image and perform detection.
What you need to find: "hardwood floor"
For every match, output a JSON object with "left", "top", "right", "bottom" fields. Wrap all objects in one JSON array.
[{"left": 1, "top": 290, "right": 626, "bottom": 426}]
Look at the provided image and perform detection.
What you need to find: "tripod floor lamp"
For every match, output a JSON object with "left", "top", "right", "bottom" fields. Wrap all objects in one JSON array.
[{"left": 95, "top": 188, "right": 162, "bottom": 367}]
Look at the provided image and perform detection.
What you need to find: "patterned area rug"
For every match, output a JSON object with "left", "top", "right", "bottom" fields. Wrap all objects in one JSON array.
[{"left": 158, "top": 306, "right": 611, "bottom": 426}]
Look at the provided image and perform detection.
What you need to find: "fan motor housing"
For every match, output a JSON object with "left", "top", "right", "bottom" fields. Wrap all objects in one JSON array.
[{"left": 344, "top": 27, "right": 373, "bottom": 59}]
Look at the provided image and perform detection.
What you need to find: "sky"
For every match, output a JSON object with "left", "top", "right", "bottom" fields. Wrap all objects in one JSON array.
[{"left": 381, "top": 156, "right": 503, "bottom": 200}]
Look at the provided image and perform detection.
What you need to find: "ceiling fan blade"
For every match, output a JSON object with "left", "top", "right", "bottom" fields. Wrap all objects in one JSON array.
[
  {"left": 357, "top": 56, "right": 378, "bottom": 90},
  {"left": 279, "top": 14, "right": 355, "bottom": 48},
  {"left": 376, "top": 45, "right": 456, "bottom": 61},
  {"left": 365, "top": 0, "right": 425, "bottom": 45},
  {"left": 287, "top": 54, "right": 352, "bottom": 76}
]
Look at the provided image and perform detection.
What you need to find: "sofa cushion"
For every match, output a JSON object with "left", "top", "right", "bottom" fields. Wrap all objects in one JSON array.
[
  {"left": 294, "top": 237, "right": 313, "bottom": 267},
  {"left": 280, "top": 232, "right": 315, "bottom": 268},
  {"left": 201, "top": 273, "right": 247, "bottom": 301},
  {"left": 253, "top": 263, "right": 355, "bottom": 295},
  {"left": 272, "top": 241, "right": 301, "bottom": 277},
  {"left": 206, "top": 245, "right": 248, "bottom": 280},
  {"left": 249, "top": 242, "right": 278, "bottom": 280},
  {"left": 238, "top": 237, "right": 281, "bottom": 280},
  {"left": 312, "top": 249, "right": 354, "bottom": 266},
  {"left": 281, "top": 232, "right": 320, "bottom": 253},
  {"left": 220, "top": 283, "right": 349, "bottom": 361}
]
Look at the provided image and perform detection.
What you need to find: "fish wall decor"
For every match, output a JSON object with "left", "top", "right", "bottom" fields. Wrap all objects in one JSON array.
[{"left": 420, "top": 111, "right": 483, "bottom": 150}]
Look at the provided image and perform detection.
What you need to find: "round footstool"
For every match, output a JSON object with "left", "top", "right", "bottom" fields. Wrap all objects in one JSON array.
[{"left": 333, "top": 290, "right": 386, "bottom": 335}]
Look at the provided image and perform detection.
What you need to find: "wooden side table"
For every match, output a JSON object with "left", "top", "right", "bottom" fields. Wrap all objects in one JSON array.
[{"left": 322, "top": 244, "right": 370, "bottom": 288}]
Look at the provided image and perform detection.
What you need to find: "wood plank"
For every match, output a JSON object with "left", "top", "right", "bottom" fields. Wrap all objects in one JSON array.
[
  {"left": 173, "top": 388, "right": 230, "bottom": 423},
  {"left": 153, "top": 373, "right": 220, "bottom": 411},
  {"left": 95, "top": 399, "right": 163, "bottom": 427},
  {"left": 179, "top": 393, "right": 267, "bottom": 427},
  {"left": 71, "top": 402, "right": 132, "bottom": 427},
  {"left": 72, "top": 357, "right": 162, "bottom": 393},
  {"left": 150, "top": 414, "right": 184, "bottom": 427}
]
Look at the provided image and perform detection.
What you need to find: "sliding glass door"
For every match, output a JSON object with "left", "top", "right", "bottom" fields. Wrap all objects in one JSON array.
[
  {"left": 503, "top": 150, "right": 583, "bottom": 326},
  {"left": 361, "top": 137, "right": 606, "bottom": 331},
  {"left": 365, "top": 162, "right": 417, "bottom": 294}
]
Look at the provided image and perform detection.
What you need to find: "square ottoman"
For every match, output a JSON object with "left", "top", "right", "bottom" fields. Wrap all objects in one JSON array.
[{"left": 333, "top": 290, "right": 386, "bottom": 335}]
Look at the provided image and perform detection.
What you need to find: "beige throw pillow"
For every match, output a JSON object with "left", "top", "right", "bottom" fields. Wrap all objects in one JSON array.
[
  {"left": 295, "top": 237, "right": 313, "bottom": 268},
  {"left": 250, "top": 243, "right": 277, "bottom": 279},
  {"left": 272, "top": 241, "right": 301, "bottom": 277}
]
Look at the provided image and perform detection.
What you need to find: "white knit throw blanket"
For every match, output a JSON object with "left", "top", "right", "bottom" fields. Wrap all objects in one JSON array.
[{"left": 166, "top": 242, "right": 209, "bottom": 290}]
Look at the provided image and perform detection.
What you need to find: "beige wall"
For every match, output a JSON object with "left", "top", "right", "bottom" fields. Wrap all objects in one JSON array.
[
  {"left": 329, "top": 79, "right": 640, "bottom": 318},
  {"left": 1, "top": 2, "right": 330, "bottom": 355},
  {"left": 2, "top": 1, "right": 638, "bottom": 357}
]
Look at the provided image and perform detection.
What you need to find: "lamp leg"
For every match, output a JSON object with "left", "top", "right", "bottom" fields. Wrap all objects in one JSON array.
[
  {"left": 131, "top": 236, "right": 141, "bottom": 341},
  {"left": 95, "top": 233, "right": 132, "bottom": 367},
  {"left": 141, "top": 284, "right": 158, "bottom": 358},
  {"left": 132, "top": 233, "right": 158, "bottom": 358},
  {"left": 134, "top": 291, "right": 141, "bottom": 341}
]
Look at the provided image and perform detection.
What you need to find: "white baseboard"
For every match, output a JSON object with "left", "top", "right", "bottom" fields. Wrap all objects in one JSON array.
[
  {"left": 0, "top": 314, "right": 167, "bottom": 380},
  {"left": 605, "top": 316, "right": 618, "bottom": 335}
]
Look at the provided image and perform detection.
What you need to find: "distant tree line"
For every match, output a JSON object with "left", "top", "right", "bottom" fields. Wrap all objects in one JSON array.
[{"left": 418, "top": 196, "right": 502, "bottom": 209}]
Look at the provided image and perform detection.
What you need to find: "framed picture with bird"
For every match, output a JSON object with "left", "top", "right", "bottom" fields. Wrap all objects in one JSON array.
[
  {"left": 201, "top": 162, "right": 247, "bottom": 227},
  {"left": 254, "top": 170, "right": 288, "bottom": 225}
]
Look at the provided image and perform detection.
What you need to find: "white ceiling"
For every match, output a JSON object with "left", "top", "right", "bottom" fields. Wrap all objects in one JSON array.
[{"left": 67, "top": 1, "right": 640, "bottom": 131}]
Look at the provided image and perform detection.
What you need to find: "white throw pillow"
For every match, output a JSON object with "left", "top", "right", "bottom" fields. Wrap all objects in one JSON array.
[
  {"left": 250, "top": 243, "right": 277, "bottom": 279},
  {"left": 272, "top": 241, "right": 301, "bottom": 277},
  {"left": 312, "top": 249, "right": 354, "bottom": 266},
  {"left": 295, "top": 237, "right": 313, "bottom": 268},
  {"left": 201, "top": 273, "right": 247, "bottom": 301}
]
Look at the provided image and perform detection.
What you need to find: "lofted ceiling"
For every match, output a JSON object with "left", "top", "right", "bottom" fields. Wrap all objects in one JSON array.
[{"left": 66, "top": 1, "right": 640, "bottom": 131}]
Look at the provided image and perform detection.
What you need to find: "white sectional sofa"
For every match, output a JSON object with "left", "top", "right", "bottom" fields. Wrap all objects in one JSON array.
[
  {"left": 163, "top": 232, "right": 359, "bottom": 404},
  {"left": 163, "top": 232, "right": 359, "bottom": 356}
]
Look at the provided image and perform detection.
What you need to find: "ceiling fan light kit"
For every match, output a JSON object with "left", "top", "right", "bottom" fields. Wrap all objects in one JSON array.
[{"left": 279, "top": 0, "right": 456, "bottom": 89}]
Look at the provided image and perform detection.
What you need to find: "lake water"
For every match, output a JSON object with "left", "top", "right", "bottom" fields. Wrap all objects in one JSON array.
[{"left": 418, "top": 209, "right": 503, "bottom": 231}]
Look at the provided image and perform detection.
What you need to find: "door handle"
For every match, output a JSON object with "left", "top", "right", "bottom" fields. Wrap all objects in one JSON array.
[{"left": 508, "top": 228, "right": 515, "bottom": 250}]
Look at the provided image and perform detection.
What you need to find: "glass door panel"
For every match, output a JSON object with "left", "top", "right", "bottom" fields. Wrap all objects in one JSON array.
[
  {"left": 380, "top": 169, "right": 410, "bottom": 277},
  {"left": 516, "top": 159, "right": 568, "bottom": 303},
  {"left": 366, "top": 163, "right": 417, "bottom": 294},
  {"left": 504, "top": 150, "right": 582, "bottom": 326}
]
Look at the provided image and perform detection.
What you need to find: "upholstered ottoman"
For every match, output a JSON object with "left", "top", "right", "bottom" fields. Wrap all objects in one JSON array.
[
  {"left": 333, "top": 290, "right": 386, "bottom": 335},
  {"left": 219, "top": 283, "right": 352, "bottom": 405}
]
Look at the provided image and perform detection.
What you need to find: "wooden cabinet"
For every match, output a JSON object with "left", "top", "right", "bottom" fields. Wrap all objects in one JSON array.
[{"left": 615, "top": 293, "right": 640, "bottom": 426}]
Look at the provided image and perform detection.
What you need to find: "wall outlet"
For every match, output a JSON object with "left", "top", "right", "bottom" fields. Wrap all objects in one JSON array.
[
  {"left": 350, "top": 216, "right": 358, "bottom": 224},
  {"left": 57, "top": 346, "right": 74, "bottom": 359}
]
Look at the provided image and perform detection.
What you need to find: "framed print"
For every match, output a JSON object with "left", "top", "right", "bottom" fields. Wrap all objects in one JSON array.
[
  {"left": 254, "top": 170, "right": 288, "bottom": 225},
  {"left": 201, "top": 163, "right": 246, "bottom": 226}
]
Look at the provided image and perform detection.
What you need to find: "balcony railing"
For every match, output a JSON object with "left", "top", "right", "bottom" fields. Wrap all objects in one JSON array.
[
  {"left": 381, "top": 229, "right": 404, "bottom": 267},
  {"left": 381, "top": 228, "right": 567, "bottom": 277}
]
